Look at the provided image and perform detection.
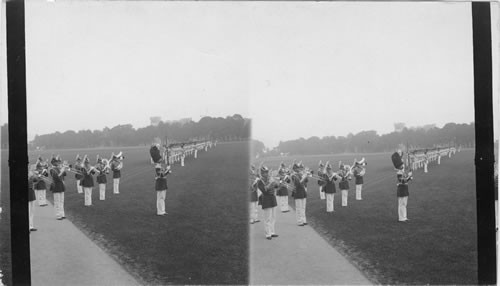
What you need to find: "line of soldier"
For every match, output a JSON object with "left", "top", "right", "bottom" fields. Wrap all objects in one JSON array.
[
  {"left": 28, "top": 153, "right": 124, "bottom": 228},
  {"left": 249, "top": 159, "right": 366, "bottom": 240}
]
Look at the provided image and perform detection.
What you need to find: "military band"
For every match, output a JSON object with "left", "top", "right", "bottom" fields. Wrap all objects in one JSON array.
[{"left": 81, "top": 156, "right": 96, "bottom": 206}]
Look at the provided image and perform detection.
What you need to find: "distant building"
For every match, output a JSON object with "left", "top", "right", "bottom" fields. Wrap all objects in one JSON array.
[
  {"left": 150, "top": 116, "right": 162, "bottom": 126},
  {"left": 164, "top": 117, "right": 192, "bottom": 125}
]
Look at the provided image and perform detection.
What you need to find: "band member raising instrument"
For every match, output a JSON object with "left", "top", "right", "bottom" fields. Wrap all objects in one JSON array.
[
  {"left": 49, "top": 155, "right": 67, "bottom": 220},
  {"left": 352, "top": 158, "right": 367, "bottom": 200},
  {"left": 291, "top": 162, "right": 309, "bottom": 226},
  {"left": 317, "top": 161, "right": 326, "bottom": 200},
  {"left": 28, "top": 164, "right": 37, "bottom": 231},
  {"left": 255, "top": 166, "right": 279, "bottom": 240},
  {"left": 95, "top": 155, "right": 109, "bottom": 201},
  {"left": 110, "top": 152, "right": 124, "bottom": 194},
  {"left": 81, "top": 155, "right": 96, "bottom": 206},
  {"left": 338, "top": 162, "right": 352, "bottom": 207},
  {"left": 397, "top": 166, "right": 413, "bottom": 222},
  {"left": 276, "top": 162, "right": 291, "bottom": 213},
  {"left": 74, "top": 154, "right": 84, "bottom": 194},
  {"left": 321, "top": 163, "right": 338, "bottom": 213},
  {"left": 249, "top": 165, "right": 261, "bottom": 224},
  {"left": 155, "top": 165, "right": 172, "bottom": 216},
  {"left": 34, "top": 156, "right": 49, "bottom": 206}
]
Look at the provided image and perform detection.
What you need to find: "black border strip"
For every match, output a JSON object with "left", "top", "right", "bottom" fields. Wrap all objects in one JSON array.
[
  {"left": 6, "top": 0, "right": 31, "bottom": 285},
  {"left": 472, "top": 2, "right": 496, "bottom": 285}
]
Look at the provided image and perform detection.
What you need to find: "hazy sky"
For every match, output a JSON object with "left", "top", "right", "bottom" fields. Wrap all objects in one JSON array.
[{"left": 0, "top": 1, "right": 498, "bottom": 147}]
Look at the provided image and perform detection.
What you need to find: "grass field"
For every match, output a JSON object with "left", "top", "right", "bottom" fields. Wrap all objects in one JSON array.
[
  {"left": 255, "top": 149, "right": 477, "bottom": 285},
  {"left": 2, "top": 141, "right": 249, "bottom": 285}
]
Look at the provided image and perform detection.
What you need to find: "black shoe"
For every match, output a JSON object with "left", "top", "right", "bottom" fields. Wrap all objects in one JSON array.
[
  {"left": 298, "top": 223, "right": 305, "bottom": 226},
  {"left": 62, "top": 216, "right": 66, "bottom": 219},
  {"left": 57, "top": 218, "right": 63, "bottom": 220},
  {"left": 303, "top": 222, "right": 308, "bottom": 225},
  {"left": 255, "top": 219, "right": 260, "bottom": 223},
  {"left": 266, "top": 237, "right": 272, "bottom": 240},
  {"left": 30, "top": 228, "right": 37, "bottom": 231},
  {"left": 271, "top": 234, "right": 279, "bottom": 238},
  {"left": 250, "top": 221, "right": 255, "bottom": 224}
]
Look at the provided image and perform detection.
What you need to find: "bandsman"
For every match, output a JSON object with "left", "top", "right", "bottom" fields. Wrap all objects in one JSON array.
[
  {"left": 34, "top": 156, "right": 49, "bottom": 206},
  {"left": 397, "top": 167, "right": 413, "bottom": 222},
  {"left": 249, "top": 165, "right": 260, "bottom": 224},
  {"left": 49, "top": 155, "right": 66, "bottom": 220},
  {"left": 338, "top": 163, "right": 352, "bottom": 207},
  {"left": 74, "top": 154, "right": 84, "bottom": 194},
  {"left": 276, "top": 163, "right": 290, "bottom": 213},
  {"left": 256, "top": 166, "right": 278, "bottom": 240},
  {"left": 321, "top": 163, "right": 337, "bottom": 213},
  {"left": 352, "top": 161, "right": 366, "bottom": 200},
  {"left": 291, "top": 163, "right": 308, "bottom": 226},
  {"left": 317, "top": 161, "right": 326, "bottom": 200},
  {"left": 110, "top": 152, "right": 123, "bottom": 194},
  {"left": 81, "top": 155, "right": 96, "bottom": 206},
  {"left": 155, "top": 165, "right": 171, "bottom": 216},
  {"left": 95, "top": 155, "right": 108, "bottom": 201}
]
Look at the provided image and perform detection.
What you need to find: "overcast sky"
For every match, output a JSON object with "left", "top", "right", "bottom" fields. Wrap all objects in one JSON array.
[{"left": 0, "top": 1, "right": 498, "bottom": 147}]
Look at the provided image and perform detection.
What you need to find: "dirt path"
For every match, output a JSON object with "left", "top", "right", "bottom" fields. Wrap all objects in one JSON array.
[
  {"left": 29, "top": 201, "right": 138, "bottom": 286},
  {"left": 250, "top": 206, "right": 371, "bottom": 285}
]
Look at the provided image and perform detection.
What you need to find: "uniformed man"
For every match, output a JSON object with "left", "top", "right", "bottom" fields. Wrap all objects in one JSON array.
[
  {"left": 74, "top": 154, "right": 84, "bottom": 194},
  {"left": 397, "top": 167, "right": 413, "bottom": 222},
  {"left": 81, "top": 155, "right": 96, "bottom": 206},
  {"left": 256, "top": 166, "right": 278, "bottom": 240},
  {"left": 276, "top": 163, "right": 290, "bottom": 213},
  {"left": 291, "top": 163, "right": 308, "bottom": 226},
  {"left": 95, "top": 155, "right": 108, "bottom": 201},
  {"left": 49, "top": 155, "right": 67, "bottom": 220},
  {"left": 352, "top": 162, "right": 366, "bottom": 200},
  {"left": 155, "top": 165, "right": 171, "bottom": 216},
  {"left": 34, "top": 156, "right": 49, "bottom": 206},
  {"left": 110, "top": 153, "right": 123, "bottom": 194},
  {"left": 338, "top": 163, "right": 352, "bottom": 207},
  {"left": 322, "top": 164, "right": 338, "bottom": 213},
  {"left": 317, "top": 161, "right": 326, "bottom": 200}
]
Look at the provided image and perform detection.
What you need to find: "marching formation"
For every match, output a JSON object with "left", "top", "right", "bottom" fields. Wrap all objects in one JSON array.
[
  {"left": 251, "top": 144, "right": 460, "bottom": 239},
  {"left": 249, "top": 158, "right": 367, "bottom": 240},
  {"left": 27, "top": 152, "right": 125, "bottom": 231}
]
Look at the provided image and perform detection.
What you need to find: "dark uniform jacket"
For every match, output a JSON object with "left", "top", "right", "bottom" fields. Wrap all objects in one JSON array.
[
  {"left": 353, "top": 168, "right": 364, "bottom": 185},
  {"left": 111, "top": 161, "right": 121, "bottom": 179},
  {"left": 96, "top": 165, "right": 107, "bottom": 184},
  {"left": 155, "top": 169, "right": 170, "bottom": 191},
  {"left": 397, "top": 174, "right": 411, "bottom": 197},
  {"left": 317, "top": 170, "right": 325, "bottom": 187},
  {"left": 34, "top": 170, "right": 48, "bottom": 190},
  {"left": 257, "top": 178, "right": 277, "bottom": 209},
  {"left": 291, "top": 174, "right": 308, "bottom": 199},
  {"left": 321, "top": 173, "right": 337, "bottom": 194},
  {"left": 50, "top": 168, "right": 67, "bottom": 193},
  {"left": 80, "top": 167, "right": 95, "bottom": 188},
  {"left": 276, "top": 176, "right": 290, "bottom": 196},
  {"left": 338, "top": 170, "right": 350, "bottom": 190}
]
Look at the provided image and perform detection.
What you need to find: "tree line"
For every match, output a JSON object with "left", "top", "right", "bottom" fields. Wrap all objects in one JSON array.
[
  {"left": 263, "top": 122, "right": 475, "bottom": 156},
  {"left": 0, "top": 114, "right": 251, "bottom": 150}
]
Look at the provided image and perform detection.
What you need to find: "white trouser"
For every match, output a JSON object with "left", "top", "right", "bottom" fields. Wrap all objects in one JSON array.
[
  {"left": 29, "top": 201, "right": 35, "bottom": 229},
  {"left": 438, "top": 156, "right": 441, "bottom": 165},
  {"left": 356, "top": 185, "right": 363, "bottom": 200},
  {"left": 263, "top": 206, "right": 276, "bottom": 237},
  {"left": 36, "top": 189, "right": 47, "bottom": 206},
  {"left": 181, "top": 156, "right": 185, "bottom": 166},
  {"left": 113, "top": 178, "right": 120, "bottom": 194},
  {"left": 249, "top": 201, "right": 258, "bottom": 222},
  {"left": 295, "top": 198, "right": 307, "bottom": 224},
  {"left": 319, "top": 186, "right": 325, "bottom": 200},
  {"left": 99, "top": 184, "right": 106, "bottom": 200},
  {"left": 76, "top": 180, "right": 83, "bottom": 193},
  {"left": 54, "top": 192, "right": 65, "bottom": 218},
  {"left": 277, "top": 195, "right": 289, "bottom": 212},
  {"left": 341, "top": 190, "right": 348, "bottom": 206},
  {"left": 84, "top": 187, "right": 92, "bottom": 206},
  {"left": 424, "top": 163, "right": 428, "bottom": 173},
  {"left": 398, "top": 196, "right": 408, "bottom": 221},
  {"left": 326, "top": 193, "right": 334, "bottom": 212},
  {"left": 157, "top": 190, "right": 166, "bottom": 215}
]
